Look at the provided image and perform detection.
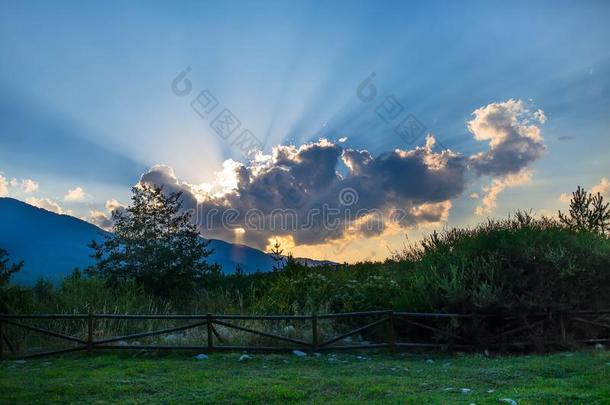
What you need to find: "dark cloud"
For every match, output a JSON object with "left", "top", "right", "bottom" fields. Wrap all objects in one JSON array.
[
  {"left": 469, "top": 135, "right": 545, "bottom": 177},
  {"left": 134, "top": 99, "right": 547, "bottom": 249},
  {"left": 139, "top": 136, "right": 465, "bottom": 249}
]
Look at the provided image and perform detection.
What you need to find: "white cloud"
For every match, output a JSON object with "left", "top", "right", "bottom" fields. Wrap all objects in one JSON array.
[
  {"left": 105, "top": 198, "right": 124, "bottom": 212},
  {"left": 10, "top": 178, "right": 39, "bottom": 193},
  {"left": 475, "top": 170, "right": 532, "bottom": 216},
  {"left": 0, "top": 173, "right": 39, "bottom": 195},
  {"left": 86, "top": 210, "right": 114, "bottom": 230},
  {"left": 64, "top": 187, "right": 88, "bottom": 202},
  {"left": 559, "top": 193, "right": 571, "bottom": 203},
  {"left": 26, "top": 197, "right": 70, "bottom": 215},
  {"left": 85, "top": 199, "right": 126, "bottom": 230},
  {"left": 468, "top": 99, "right": 546, "bottom": 177},
  {"left": 467, "top": 99, "right": 546, "bottom": 215},
  {"left": 0, "top": 174, "right": 8, "bottom": 197},
  {"left": 533, "top": 109, "right": 547, "bottom": 124},
  {"left": 22, "top": 179, "right": 39, "bottom": 193},
  {"left": 536, "top": 208, "right": 558, "bottom": 219},
  {"left": 559, "top": 177, "right": 610, "bottom": 205},
  {"left": 591, "top": 177, "right": 610, "bottom": 197}
]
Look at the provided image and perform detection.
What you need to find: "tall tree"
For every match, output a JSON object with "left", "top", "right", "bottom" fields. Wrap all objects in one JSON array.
[
  {"left": 89, "top": 184, "right": 213, "bottom": 299},
  {"left": 559, "top": 186, "right": 610, "bottom": 235},
  {"left": 0, "top": 248, "right": 22, "bottom": 288},
  {"left": 0, "top": 248, "right": 23, "bottom": 312}
]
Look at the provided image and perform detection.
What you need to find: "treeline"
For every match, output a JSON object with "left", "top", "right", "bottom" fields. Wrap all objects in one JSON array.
[{"left": 1, "top": 185, "right": 610, "bottom": 349}]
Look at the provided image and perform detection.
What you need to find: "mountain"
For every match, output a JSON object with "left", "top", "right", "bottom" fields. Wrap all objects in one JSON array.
[
  {"left": 0, "top": 197, "right": 108, "bottom": 285},
  {"left": 0, "top": 197, "right": 334, "bottom": 285}
]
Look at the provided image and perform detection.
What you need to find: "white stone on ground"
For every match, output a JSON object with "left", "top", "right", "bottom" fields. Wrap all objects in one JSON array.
[
  {"left": 238, "top": 354, "right": 253, "bottom": 362},
  {"left": 292, "top": 350, "right": 307, "bottom": 357},
  {"left": 194, "top": 354, "right": 208, "bottom": 360}
]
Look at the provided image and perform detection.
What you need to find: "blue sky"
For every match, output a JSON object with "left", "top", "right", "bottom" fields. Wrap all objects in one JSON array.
[{"left": 1, "top": 0, "right": 609, "bottom": 261}]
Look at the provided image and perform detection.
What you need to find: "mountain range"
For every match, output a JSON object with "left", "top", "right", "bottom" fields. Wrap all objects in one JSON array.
[{"left": 0, "top": 197, "right": 334, "bottom": 285}]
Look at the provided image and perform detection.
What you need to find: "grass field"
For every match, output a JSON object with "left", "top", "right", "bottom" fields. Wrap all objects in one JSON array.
[{"left": 1, "top": 350, "right": 609, "bottom": 404}]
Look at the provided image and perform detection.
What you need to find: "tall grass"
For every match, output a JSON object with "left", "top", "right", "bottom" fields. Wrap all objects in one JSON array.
[{"left": 2, "top": 211, "right": 609, "bottom": 352}]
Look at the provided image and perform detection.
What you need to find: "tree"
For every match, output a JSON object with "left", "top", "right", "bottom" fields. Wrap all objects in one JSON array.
[
  {"left": 270, "top": 239, "right": 285, "bottom": 271},
  {"left": 89, "top": 184, "right": 213, "bottom": 299},
  {"left": 0, "top": 248, "right": 23, "bottom": 288},
  {"left": 0, "top": 248, "right": 23, "bottom": 312},
  {"left": 559, "top": 186, "right": 610, "bottom": 235}
]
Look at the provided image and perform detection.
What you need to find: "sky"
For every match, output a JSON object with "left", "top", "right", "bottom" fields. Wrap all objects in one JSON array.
[{"left": 1, "top": 0, "right": 609, "bottom": 262}]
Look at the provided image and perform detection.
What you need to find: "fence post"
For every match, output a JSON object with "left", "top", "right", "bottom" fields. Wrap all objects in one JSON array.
[
  {"left": 386, "top": 311, "right": 396, "bottom": 354},
  {"left": 207, "top": 313, "right": 214, "bottom": 352},
  {"left": 0, "top": 314, "right": 4, "bottom": 361},
  {"left": 87, "top": 312, "right": 93, "bottom": 355},
  {"left": 311, "top": 313, "right": 318, "bottom": 353}
]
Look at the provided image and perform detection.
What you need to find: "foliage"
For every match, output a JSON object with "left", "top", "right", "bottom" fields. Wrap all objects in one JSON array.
[
  {"left": 0, "top": 247, "right": 22, "bottom": 288},
  {"left": 88, "top": 184, "right": 213, "bottom": 300},
  {"left": 8, "top": 206, "right": 610, "bottom": 320},
  {"left": 5, "top": 186, "right": 610, "bottom": 350},
  {"left": 255, "top": 257, "right": 401, "bottom": 314},
  {"left": 0, "top": 247, "right": 23, "bottom": 312},
  {"left": 2, "top": 269, "right": 168, "bottom": 316},
  {"left": 559, "top": 185, "right": 610, "bottom": 235},
  {"left": 269, "top": 239, "right": 286, "bottom": 271},
  {"left": 397, "top": 211, "right": 610, "bottom": 314}
]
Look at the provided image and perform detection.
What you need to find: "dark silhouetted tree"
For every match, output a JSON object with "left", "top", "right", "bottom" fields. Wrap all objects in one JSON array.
[
  {"left": 559, "top": 186, "right": 610, "bottom": 235},
  {"left": 0, "top": 247, "right": 23, "bottom": 312},
  {"left": 270, "top": 239, "right": 285, "bottom": 271},
  {"left": 89, "top": 184, "right": 213, "bottom": 299},
  {"left": 0, "top": 248, "right": 22, "bottom": 288}
]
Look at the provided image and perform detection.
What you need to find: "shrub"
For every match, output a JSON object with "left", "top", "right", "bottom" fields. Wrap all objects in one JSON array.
[
  {"left": 254, "top": 259, "right": 401, "bottom": 314},
  {"left": 397, "top": 212, "right": 610, "bottom": 314}
]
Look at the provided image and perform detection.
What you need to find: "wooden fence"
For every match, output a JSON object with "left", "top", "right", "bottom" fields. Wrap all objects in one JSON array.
[{"left": 1, "top": 310, "right": 609, "bottom": 360}]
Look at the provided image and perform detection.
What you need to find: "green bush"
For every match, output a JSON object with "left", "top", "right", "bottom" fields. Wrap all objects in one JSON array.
[
  {"left": 254, "top": 259, "right": 401, "bottom": 314},
  {"left": 5, "top": 207, "right": 610, "bottom": 352},
  {"left": 397, "top": 212, "right": 610, "bottom": 314}
]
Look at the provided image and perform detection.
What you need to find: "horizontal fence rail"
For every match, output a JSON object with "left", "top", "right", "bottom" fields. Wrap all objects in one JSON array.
[{"left": 1, "top": 310, "right": 609, "bottom": 360}]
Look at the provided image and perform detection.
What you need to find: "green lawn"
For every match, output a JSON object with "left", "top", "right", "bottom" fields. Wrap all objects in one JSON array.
[{"left": 1, "top": 350, "right": 609, "bottom": 404}]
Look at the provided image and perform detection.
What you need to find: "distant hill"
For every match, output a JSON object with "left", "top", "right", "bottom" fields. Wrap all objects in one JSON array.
[
  {"left": 0, "top": 197, "right": 108, "bottom": 285},
  {"left": 0, "top": 197, "right": 334, "bottom": 285}
]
